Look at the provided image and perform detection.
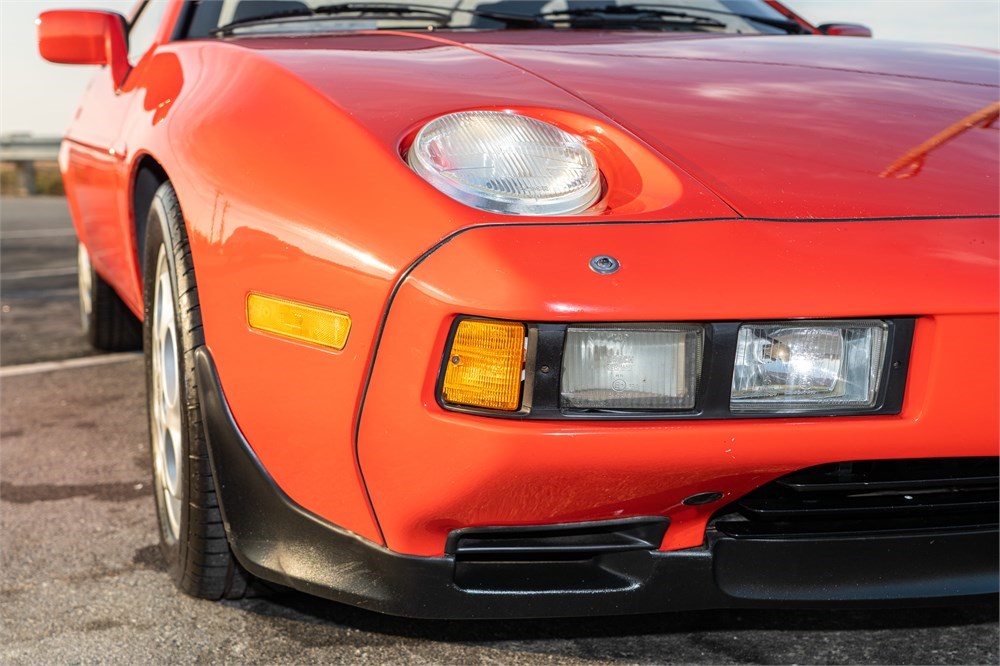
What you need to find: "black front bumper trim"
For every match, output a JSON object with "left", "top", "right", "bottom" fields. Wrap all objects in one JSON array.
[{"left": 195, "top": 347, "right": 998, "bottom": 619}]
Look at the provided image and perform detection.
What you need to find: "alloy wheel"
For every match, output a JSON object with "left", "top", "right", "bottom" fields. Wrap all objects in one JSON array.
[{"left": 150, "top": 246, "right": 182, "bottom": 541}]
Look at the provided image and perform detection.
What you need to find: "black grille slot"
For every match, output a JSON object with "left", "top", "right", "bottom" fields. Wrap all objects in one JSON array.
[
  {"left": 447, "top": 517, "right": 668, "bottom": 559},
  {"left": 446, "top": 517, "right": 668, "bottom": 593},
  {"left": 711, "top": 457, "right": 999, "bottom": 538}
]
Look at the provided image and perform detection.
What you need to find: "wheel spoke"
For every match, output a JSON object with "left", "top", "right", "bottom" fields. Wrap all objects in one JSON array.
[{"left": 151, "top": 246, "right": 182, "bottom": 542}]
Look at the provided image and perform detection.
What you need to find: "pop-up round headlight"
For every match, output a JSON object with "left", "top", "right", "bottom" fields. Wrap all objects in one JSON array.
[{"left": 408, "top": 111, "right": 601, "bottom": 215}]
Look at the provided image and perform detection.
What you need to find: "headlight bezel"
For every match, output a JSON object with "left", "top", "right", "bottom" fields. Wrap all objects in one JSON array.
[{"left": 435, "top": 316, "right": 915, "bottom": 420}]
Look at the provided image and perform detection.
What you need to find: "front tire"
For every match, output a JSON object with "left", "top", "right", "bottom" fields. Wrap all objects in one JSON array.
[{"left": 143, "top": 182, "right": 248, "bottom": 600}]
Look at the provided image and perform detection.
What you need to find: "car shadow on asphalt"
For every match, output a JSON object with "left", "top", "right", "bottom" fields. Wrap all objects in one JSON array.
[{"left": 231, "top": 585, "right": 999, "bottom": 640}]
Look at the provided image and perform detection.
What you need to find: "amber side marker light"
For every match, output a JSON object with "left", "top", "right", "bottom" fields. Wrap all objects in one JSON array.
[
  {"left": 443, "top": 319, "right": 526, "bottom": 412},
  {"left": 246, "top": 293, "right": 351, "bottom": 351}
]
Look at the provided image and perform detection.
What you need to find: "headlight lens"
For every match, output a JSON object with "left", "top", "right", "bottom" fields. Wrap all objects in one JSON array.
[
  {"left": 731, "top": 320, "right": 888, "bottom": 412},
  {"left": 561, "top": 324, "right": 703, "bottom": 410},
  {"left": 408, "top": 111, "right": 601, "bottom": 215}
]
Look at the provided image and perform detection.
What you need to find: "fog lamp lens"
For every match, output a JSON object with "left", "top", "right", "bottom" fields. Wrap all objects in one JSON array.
[
  {"left": 443, "top": 319, "right": 526, "bottom": 411},
  {"left": 561, "top": 324, "right": 703, "bottom": 410},
  {"left": 731, "top": 320, "right": 888, "bottom": 412}
]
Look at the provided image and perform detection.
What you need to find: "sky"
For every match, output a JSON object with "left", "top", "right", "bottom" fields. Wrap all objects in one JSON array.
[{"left": 1, "top": 0, "right": 998, "bottom": 136}]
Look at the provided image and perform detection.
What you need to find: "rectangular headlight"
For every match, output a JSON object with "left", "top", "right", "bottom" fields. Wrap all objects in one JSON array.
[
  {"left": 731, "top": 320, "right": 888, "bottom": 413},
  {"left": 561, "top": 324, "right": 703, "bottom": 410}
]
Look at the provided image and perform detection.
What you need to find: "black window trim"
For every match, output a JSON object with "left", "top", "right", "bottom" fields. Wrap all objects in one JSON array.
[{"left": 126, "top": 0, "right": 179, "bottom": 65}]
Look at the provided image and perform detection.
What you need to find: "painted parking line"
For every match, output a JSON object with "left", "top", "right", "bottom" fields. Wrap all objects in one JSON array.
[
  {"left": 0, "top": 352, "right": 142, "bottom": 378},
  {"left": 0, "top": 229, "right": 77, "bottom": 239},
  {"left": 1, "top": 266, "right": 77, "bottom": 280}
]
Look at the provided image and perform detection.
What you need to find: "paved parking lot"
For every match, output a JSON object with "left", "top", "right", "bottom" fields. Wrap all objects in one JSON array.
[{"left": 1, "top": 196, "right": 997, "bottom": 664}]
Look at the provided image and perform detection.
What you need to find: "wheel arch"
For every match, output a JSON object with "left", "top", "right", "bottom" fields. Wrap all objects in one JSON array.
[{"left": 131, "top": 153, "right": 170, "bottom": 281}]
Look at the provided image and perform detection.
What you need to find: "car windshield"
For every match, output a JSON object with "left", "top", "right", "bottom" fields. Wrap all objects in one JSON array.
[{"left": 186, "top": 0, "right": 804, "bottom": 37}]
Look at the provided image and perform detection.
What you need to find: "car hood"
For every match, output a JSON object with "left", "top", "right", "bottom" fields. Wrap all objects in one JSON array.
[{"left": 239, "top": 31, "right": 999, "bottom": 219}]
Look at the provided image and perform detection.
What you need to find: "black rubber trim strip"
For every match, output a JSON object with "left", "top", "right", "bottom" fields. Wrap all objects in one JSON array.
[
  {"left": 171, "top": 0, "right": 195, "bottom": 41},
  {"left": 352, "top": 214, "right": 995, "bottom": 542},
  {"left": 61, "top": 136, "right": 120, "bottom": 157},
  {"left": 196, "top": 345, "right": 999, "bottom": 618}
]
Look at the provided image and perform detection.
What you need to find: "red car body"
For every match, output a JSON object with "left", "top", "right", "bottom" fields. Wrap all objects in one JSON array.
[{"left": 40, "top": 0, "right": 998, "bottom": 617}]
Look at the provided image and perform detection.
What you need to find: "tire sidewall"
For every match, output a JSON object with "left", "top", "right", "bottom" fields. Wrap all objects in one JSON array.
[
  {"left": 142, "top": 184, "right": 193, "bottom": 584},
  {"left": 78, "top": 239, "right": 142, "bottom": 351}
]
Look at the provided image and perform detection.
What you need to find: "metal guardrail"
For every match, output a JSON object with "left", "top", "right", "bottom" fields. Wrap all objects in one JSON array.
[
  {"left": 1, "top": 135, "right": 62, "bottom": 161},
  {"left": 1, "top": 135, "right": 62, "bottom": 195}
]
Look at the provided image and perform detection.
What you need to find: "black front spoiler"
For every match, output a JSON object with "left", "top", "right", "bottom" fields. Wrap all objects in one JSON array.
[{"left": 195, "top": 348, "right": 998, "bottom": 619}]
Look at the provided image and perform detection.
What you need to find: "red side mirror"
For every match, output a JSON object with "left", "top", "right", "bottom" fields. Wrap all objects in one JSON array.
[
  {"left": 37, "top": 10, "right": 129, "bottom": 88},
  {"left": 818, "top": 23, "right": 873, "bottom": 38}
]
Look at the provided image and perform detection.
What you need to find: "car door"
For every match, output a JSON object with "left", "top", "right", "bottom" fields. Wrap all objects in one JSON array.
[{"left": 63, "top": 0, "right": 172, "bottom": 312}]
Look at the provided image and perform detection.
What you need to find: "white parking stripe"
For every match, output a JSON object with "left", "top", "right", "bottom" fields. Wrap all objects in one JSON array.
[
  {"left": 1, "top": 266, "right": 78, "bottom": 279},
  {"left": 0, "top": 352, "right": 142, "bottom": 378},
  {"left": 1, "top": 229, "right": 77, "bottom": 239}
]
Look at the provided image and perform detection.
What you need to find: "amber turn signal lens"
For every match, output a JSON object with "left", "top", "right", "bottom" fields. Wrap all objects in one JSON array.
[
  {"left": 442, "top": 319, "right": 526, "bottom": 411},
  {"left": 246, "top": 293, "right": 351, "bottom": 351}
]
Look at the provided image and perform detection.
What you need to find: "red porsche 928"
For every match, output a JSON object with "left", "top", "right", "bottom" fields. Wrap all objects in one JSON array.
[{"left": 38, "top": 0, "right": 998, "bottom": 617}]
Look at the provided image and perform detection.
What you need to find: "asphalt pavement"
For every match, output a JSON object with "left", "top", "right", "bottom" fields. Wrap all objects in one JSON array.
[{"left": 1, "top": 196, "right": 997, "bottom": 664}]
